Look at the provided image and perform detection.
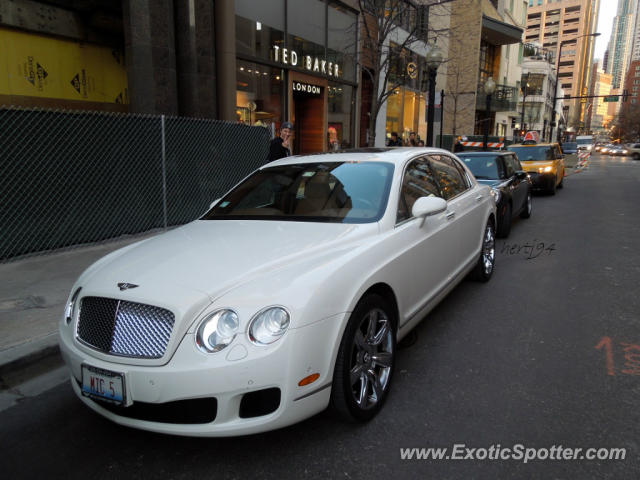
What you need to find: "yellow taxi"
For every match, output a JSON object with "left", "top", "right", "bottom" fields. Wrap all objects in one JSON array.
[{"left": 506, "top": 141, "right": 565, "bottom": 195}]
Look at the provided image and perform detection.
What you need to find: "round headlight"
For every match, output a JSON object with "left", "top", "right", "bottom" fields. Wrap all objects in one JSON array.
[
  {"left": 195, "top": 309, "right": 239, "bottom": 353},
  {"left": 248, "top": 307, "right": 290, "bottom": 346},
  {"left": 490, "top": 188, "right": 501, "bottom": 204},
  {"left": 65, "top": 287, "right": 82, "bottom": 325}
]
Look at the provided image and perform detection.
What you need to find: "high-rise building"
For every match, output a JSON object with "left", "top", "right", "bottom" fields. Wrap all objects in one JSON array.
[
  {"left": 524, "top": 0, "right": 600, "bottom": 131},
  {"left": 608, "top": 1, "right": 637, "bottom": 89},
  {"left": 623, "top": 59, "right": 640, "bottom": 105},
  {"left": 587, "top": 61, "right": 613, "bottom": 133},
  {"left": 631, "top": 0, "right": 640, "bottom": 61}
]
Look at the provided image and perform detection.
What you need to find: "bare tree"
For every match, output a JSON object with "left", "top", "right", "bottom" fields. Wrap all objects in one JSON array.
[
  {"left": 358, "top": 0, "right": 450, "bottom": 146},
  {"left": 614, "top": 102, "right": 640, "bottom": 141},
  {"left": 443, "top": 53, "right": 476, "bottom": 136}
]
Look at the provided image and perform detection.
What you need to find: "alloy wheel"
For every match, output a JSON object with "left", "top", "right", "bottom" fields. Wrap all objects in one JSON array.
[
  {"left": 348, "top": 308, "right": 394, "bottom": 410},
  {"left": 482, "top": 223, "right": 495, "bottom": 275}
]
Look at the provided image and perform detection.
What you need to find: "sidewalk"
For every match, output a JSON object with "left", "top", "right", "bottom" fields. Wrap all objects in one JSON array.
[{"left": 0, "top": 232, "right": 160, "bottom": 376}]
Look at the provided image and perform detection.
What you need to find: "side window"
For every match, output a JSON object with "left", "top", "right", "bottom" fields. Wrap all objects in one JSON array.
[
  {"left": 448, "top": 155, "right": 472, "bottom": 187},
  {"left": 510, "top": 154, "right": 523, "bottom": 172},
  {"left": 398, "top": 157, "right": 441, "bottom": 223},
  {"left": 430, "top": 155, "right": 468, "bottom": 200},
  {"left": 503, "top": 156, "right": 515, "bottom": 178},
  {"left": 554, "top": 145, "right": 562, "bottom": 159}
]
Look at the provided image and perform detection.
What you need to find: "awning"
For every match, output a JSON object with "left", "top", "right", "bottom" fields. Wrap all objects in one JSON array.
[{"left": 481, "top": 15, "right": 523, "bottom": 46}]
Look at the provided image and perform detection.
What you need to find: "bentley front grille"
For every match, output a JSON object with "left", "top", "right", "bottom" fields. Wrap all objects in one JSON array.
[{"left": 77, "top": 296, "right": 175, "bottom": 359}]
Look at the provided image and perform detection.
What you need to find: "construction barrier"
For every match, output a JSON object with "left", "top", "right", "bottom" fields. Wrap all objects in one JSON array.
[{"left": 461, "top": 141, "right": 505, "bottom": 148}]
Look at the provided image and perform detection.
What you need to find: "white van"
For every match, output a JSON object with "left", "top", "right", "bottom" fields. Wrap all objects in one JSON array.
[{"left": 576, "top": 135, "right": 594, "bottom": 151}]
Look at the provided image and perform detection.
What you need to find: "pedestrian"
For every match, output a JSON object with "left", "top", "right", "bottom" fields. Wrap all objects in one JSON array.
[
  {"left": 408, "top": 132, "right": 418, "bottom": 146},
  {"left": 267, "top": 121, "right": 293, "bottom": 162},
  {"left": 418, "top": 140, "right": 425, "bottom": 147},
  {"left": 453, "top": 136, "right": 465, "bottom": 152},
  {"left": 387, "top": 132, "right": 402, "bottom": 147}
]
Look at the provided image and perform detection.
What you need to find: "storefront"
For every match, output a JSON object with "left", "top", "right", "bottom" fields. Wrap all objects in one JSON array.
[
  {"left": 235, "top": 0, "right": 358, "bottom": 154},
  {"left": 384, "top": 44, "right": 431, "bottom": 145}
]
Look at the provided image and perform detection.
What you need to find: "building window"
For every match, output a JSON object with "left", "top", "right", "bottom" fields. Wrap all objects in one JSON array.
[
  {"left": 235, "top": 0, "right": 285, "bottom": 60},
  {"left": 236, "top": 60, "right": 284, "bottom": 128},
  {"left": 328, "top": 82, "right": 353, "bottom": 148},
  {"left": 479, "top": 40, "right": 497, "bottom": 84}
]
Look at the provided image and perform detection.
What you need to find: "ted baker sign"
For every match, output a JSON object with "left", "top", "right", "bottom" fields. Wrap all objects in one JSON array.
[{"left": 273, "top": 45, "right": 340, "bottom": 77}]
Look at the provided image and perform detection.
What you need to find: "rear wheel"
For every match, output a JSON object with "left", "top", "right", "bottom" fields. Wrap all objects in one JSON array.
[
  {"left": 472, "top": 221, "right": 495, "bottom": 282},
  {"left": 633, "top": 153, "right": 640, "bottom": 160},
  {"left": 331, "top": 294, "right": 396, "bottom": 422}
]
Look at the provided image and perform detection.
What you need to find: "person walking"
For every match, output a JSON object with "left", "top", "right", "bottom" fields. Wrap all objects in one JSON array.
[{"left": 267, "top": 121, "right": 293, "bottom": 162}]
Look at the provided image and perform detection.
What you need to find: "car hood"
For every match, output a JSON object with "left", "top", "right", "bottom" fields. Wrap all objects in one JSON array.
[
  {"left": 80, "top": 219, "right": 375, "bottom": 302},
  {"left": 521, "top": 160, "right": 555, "bottom": 170}
]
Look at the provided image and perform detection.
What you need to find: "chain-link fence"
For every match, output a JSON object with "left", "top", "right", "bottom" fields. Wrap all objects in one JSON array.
[{"left": 0, "top": 107, "right": 271, "bottom": 262}]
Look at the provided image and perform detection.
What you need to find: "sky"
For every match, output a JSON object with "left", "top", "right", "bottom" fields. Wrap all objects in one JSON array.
[{"left": 593, "top": 0, "right": 618, "bottom": 61}]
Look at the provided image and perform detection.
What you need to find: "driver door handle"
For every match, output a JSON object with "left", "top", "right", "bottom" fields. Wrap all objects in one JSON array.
[
  {"left": 475, "top": 195, "right": 483, "bottom": 202},
  {"left": 446, "top": 211, "right": 456, "bottom": 220}
]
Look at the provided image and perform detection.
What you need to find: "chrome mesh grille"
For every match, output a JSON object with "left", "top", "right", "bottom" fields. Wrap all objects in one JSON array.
[{"left": 77, "top": 297, "right": 175, "bottom": 359}]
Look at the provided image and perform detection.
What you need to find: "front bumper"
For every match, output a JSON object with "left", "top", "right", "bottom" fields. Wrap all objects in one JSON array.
[
  {"left": 59, "top": 313, "right": 346, "bottom": 437},
  {"left": 525, "top": 171, "right": 555, "bottom": 191}
]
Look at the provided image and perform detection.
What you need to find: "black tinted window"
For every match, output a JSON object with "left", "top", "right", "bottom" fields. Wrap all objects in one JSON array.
[{"left": 458, "top": 154, "right": 502, "bottom": 180}]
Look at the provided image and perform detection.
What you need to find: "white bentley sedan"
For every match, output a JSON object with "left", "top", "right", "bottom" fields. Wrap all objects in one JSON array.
[{"left": 59, "top": 148, "right": 496, "bottom": 437}]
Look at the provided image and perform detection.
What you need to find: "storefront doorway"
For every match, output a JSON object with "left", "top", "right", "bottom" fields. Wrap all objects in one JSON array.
[{"left": 290, "top": 73, "right": 327, "bottom": 155}]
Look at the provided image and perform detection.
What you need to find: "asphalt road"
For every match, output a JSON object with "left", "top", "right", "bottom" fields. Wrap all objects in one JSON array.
[{"left": 2, "top": 153, "right": 639, "bottom": 479}]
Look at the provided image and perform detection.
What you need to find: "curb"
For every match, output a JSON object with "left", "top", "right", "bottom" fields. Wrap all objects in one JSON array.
[{"left": 0, "top": 335, "right": 61, "bottom": 382}]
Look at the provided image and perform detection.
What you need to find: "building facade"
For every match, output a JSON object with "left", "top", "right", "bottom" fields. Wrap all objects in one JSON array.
[
  {"left": 444, "top": 0, "right": 524, "bottom": 140},
  {"left": 524, "top": 0, "right": 600, "bottom": 131},
  {"left": 587, "top": 61, "right": 613, "bottom": 134},
  {"left": 518, "top": 47, "right": 557, "bottom": 140},
  {"left": 623, "top": 59, "right": 640, "bottom": 105}
]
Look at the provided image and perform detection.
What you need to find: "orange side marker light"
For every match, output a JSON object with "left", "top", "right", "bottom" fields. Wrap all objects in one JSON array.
[{"left": 298, "top": 373, "right": 320, "bottom": 386}]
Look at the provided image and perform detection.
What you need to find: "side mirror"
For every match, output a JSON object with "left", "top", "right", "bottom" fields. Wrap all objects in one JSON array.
[
  {"left": 516, "top": 170, "right": 528, "bottom": 180},
  {"left": 412, "top": 196, "right": 447, "bottom": 226}
]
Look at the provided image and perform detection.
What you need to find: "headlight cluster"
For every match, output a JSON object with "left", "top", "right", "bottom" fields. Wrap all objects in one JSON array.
[
  {"left": 195, "top": 306, "right": 290, "bottom": 353},
  {"left": 490, "top": 188, "right": 501, "bottom": 204},
  {"left": 538, "top": 166, "right": 553, "bottom": 173},
  {"left": 65, "top": 287, "right": 82, "bottom": 324}
]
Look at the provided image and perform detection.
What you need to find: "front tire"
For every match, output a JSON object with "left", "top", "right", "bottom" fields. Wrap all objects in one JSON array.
[
  {"left": 548, "top": 177, "right": 557, "bottom": 195},
  {"left": 472, "top": 221, "right": 495, "bottom": 282},
  {"left": 331, "top": 294, "right": 396, "bottom": 422}
]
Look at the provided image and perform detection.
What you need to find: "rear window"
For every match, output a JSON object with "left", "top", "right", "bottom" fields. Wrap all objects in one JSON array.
[
  {"left": 457, "top": 154, "right": 503, "bottom": 180},
  {"left": 563, "top": 142, "right": 577, "bottom": 150},
  {"left": 507, "top": 145, "right": 554, "bottom": 161}
]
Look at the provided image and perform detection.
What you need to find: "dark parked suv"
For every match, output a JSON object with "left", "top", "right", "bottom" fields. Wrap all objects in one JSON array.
[{"left": 456, "top": 151, "right": 532, "bottom": 237}]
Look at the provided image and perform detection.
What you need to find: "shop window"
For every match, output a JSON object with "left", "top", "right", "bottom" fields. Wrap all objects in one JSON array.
[
  {"left": 288, "top": 0, "right": 326, "bottom": 61},
  {"left": 328, "top": 83, "right": 353, "bottom": 149},
  {"left": 235, "top": 0, "right": 284, "bottom": 60},
  {"left": 236, "top": 60, "right": 284, "bottom": 130}
]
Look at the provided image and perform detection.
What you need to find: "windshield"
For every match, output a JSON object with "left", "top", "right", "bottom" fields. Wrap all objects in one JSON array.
[
  {"left": 507, "top": 145, "right": 554, "bottom": 161},
  {"left": 576, "top": 138, "right": 592, "bottom": 146},
  {"left": 202, "top": 162, "right": 394, "bottom": 223},
  {"left": 457, "top": 155, "right": 502, "bottom": 180}
]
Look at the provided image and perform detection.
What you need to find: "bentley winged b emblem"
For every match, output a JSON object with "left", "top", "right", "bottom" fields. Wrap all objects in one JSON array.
[{"left": 117, "top": 282, "right": 139, "bottom": 291}]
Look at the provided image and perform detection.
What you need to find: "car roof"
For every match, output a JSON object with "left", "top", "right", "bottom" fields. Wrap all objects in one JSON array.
[
  {"left": 263, "top": 147, "right": 455, "bottom": 168},
  {"left": 456, "top": 151, "right": 512, "bottom": 156},
  {"left": 508, "top": 143, "right": 558, "bottom": 147}
]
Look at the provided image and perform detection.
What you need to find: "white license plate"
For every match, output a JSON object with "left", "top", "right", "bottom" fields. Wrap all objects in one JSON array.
[{"left": 81, "top": 365, "right": 125, "bottom": 405}]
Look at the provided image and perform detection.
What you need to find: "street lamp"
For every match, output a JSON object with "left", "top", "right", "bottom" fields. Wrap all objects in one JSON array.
[
  {"left": 483, "top": 77, "right": 496, "bottom": 151},
  {"left": 520, "top": 73, "right": 530, "bottom": 142},
  {"left": 425, "top": 45, "right": 443, "bottom": 147},
  {"left": 550, "top": 32, "right": 600, "bottom": 142}
]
